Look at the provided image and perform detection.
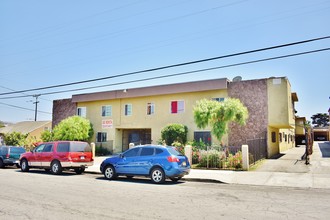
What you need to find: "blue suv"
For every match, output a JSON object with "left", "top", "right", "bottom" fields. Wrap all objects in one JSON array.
[{"left": 100, "top": 145, "right": 190, "bottom": 184}]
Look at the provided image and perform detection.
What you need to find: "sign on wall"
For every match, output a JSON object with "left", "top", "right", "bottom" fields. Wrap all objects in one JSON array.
[{"left": 102, "top": 119, "right": 113, "bottom": 129}]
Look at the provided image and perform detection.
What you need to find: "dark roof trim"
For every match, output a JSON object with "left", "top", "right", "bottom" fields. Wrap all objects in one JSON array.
[{"left": 72, "top": 78, "right": 229, "bottom": 103}]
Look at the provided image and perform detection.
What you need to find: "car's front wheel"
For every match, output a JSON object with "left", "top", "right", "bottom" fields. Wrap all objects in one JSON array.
[
  {"left": 20, "top": 159, "right": 29, "bottom": 172},
  {"left": 104, "top": 165, "right": 116, "bottom": 180},
  {"left": 50, "top": 161, "right": 62, "bottom": 175},
  {"left": 150, "top": 167, "right": 165, "bottom": 184}
]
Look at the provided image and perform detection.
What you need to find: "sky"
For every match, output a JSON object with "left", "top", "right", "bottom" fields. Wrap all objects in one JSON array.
[{"left": 0, "top": 0, "right": 329, "bottom": 123}]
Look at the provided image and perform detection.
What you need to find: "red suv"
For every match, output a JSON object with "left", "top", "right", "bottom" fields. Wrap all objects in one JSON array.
[{"left": 19, "top": 141, "right": 93, "bottom": 175}]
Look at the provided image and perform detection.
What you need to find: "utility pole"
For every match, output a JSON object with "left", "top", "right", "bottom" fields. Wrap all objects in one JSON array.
[{"left": 33, "top": 94, "right": 40, "bottom": 121}]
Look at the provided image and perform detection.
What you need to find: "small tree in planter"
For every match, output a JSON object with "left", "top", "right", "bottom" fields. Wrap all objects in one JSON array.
[
  {"left": 193, "top": 98, "right": 248, "bottom": 144},
  {"left": 193, "top": 98, "right": 248, "bottom": 169}
]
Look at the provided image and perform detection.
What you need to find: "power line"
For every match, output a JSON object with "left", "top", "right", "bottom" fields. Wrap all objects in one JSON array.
[
  {"left": 0, "top": 85, "right": 51, "bottom": 102},
  {"left": 0, "top": 101, "right": 52, "bottom": 114},
  {"left": 0, "top": 35, "right": 329, "bottom": 96},
  {"left": 1, "top": 47, "right": 329, "bottom": 99}
]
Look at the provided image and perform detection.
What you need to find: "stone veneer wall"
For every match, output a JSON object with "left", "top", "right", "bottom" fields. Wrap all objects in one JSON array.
[
  {"left": 52, "top": 98, "right": 76, "bottom": 128},
  {"left": 227, "top": 79, "right": 268, "bottom": 147}
]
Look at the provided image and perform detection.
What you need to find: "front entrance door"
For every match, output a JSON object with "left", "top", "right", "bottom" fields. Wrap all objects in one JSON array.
[{"left": 122, "top": 129, "right": 151, "bottom": 151}]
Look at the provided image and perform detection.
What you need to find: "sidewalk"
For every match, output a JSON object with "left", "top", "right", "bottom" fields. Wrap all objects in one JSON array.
[{"left": 85, "top": 142, "right": 330, "bottom": 189}]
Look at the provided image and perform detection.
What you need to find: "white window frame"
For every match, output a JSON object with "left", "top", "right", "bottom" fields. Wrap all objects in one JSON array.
[
  {"left": 147, "top": 103, "right": 155, "bottom": 115},
  {"left": 77, "top": 107, "right": 87, "bottom": 118},
  {"left": 101, "top": 105, "right": 112, "bottom": 117},
  {"left": 124, "top": 104, "right": 132, "bottom": 116},
  {"left": 170, "top": 100, "right": 184, "bottom": 114}
]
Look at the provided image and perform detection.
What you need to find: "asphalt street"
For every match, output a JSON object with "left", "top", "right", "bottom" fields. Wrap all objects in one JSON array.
[{"left": 1, "top": 168, "right": 330, "bottom": 220}]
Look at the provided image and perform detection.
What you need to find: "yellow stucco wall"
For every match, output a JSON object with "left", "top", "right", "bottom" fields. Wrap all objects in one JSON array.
[
  {"left": 267, "top": 77, "right": 295, "bottom": 128},
  {"left": 278, "top": 128, "right": 296, "bottom": 152},
  {"left": 267, "top": 77, "right": 297, "bottom": 157},
  {"left": 268, "top": 126, "right": 279, "bottom": 157},
  {"left": 77, "top": 89, "right": 228, "bottom": 152},
  {"left": 295, "top": 118, "right": 305, "bottom": 135},
  {"left": 28, "top": 122, "right": 52, "bottom": 140},
  {"left": 267, "top": 127, "right": 295, "bottom": 157}
]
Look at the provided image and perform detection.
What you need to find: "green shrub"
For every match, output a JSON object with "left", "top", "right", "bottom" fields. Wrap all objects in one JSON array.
[
  {"left": 95, "top": 146, "right": 111, "bottom": 156},
  {"left": 52, "top": 116, "right": 94, "bottom": 141},
  {"left": 224, "top": 151, "right": 242, "bottom": 169},
  {"left": 4, "top": 132, "right": 27, "bottom": 146},
  {"left": 197, "top": 150, "right": 223, "bottom": 168},
  {"left": 41, "top": 130, "right": 53, "bottom": 142},
  {"left": 172, "top": 141, "right": 185, "bottom": 155},
  {"left": 161, "top": 123, "right": 188, "bottom": 146}
]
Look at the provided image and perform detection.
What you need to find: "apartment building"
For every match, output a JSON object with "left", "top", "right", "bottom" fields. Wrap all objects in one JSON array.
[{"left": 53, "top": 76, "right": 299, "bottom": 158}]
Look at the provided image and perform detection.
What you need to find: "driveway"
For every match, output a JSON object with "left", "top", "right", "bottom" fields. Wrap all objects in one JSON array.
[{"left": 255, "top": 142, "right": 330, "bottom": 174}]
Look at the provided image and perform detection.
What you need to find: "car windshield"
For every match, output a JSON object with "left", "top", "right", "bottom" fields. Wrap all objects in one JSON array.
[
  {"left": 70, "top": 142, "right": 92, "bottom": 152},
  {"left": 10, "top": 147, "right": 26, "bottom": 154},
  {"left": 166, "top": 147, "right": 183, "bottom": 156}
]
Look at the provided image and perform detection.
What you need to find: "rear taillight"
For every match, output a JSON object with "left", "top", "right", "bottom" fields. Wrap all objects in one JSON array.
[
  {"left": 167, "top": 156, "right": 180, "bottom": 163},
  {"left": 6, "top": 154, "right": 9, "bottom": 159}
]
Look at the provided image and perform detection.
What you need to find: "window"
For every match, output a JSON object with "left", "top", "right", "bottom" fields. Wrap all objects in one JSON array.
[
  {"left": 279, "top": 133, "right": 282, "bottom": 142},
  {"left": 102, "top": 105, "right": 112, "bottom": 117},
  {"left": 194, "top": 131, "right": 211, "bottom": 146},
  {"left": 57, "top": 143, "right": 70, "bottom": 152},
  {"left": 155, "top": 148, "right": 163, "bottom": 155},
  {"left": 43, "top": 144, "right": 53, "bottom": 152},
  {"left": 70, "top": 142, "right": 91, "bottom": 152},
  {"left": 35, "top": 144, "right": 45, "bottom": 153},
  {"left": 123, "top": 147, "right": 140, "bottom": 157},
  {"left": 77, "top": 107, "right": 86, "bottom": 117},
  {"left": 171, "top": 101, "right": 184, "bottom": 114},
  {"left": 212, "top": 98, "right": 225, "bottom": 102},
  {"left": 125, "top": 104, "right": 132, "bottom": 116},
  {"left": 271, "top": 132, "right": 276, "bottom": 143},
  {"left": 147, "top": 103, "right": 155, "bottom": 115},
  {"left": 97, "top": 132, "right": 107, "bottom": 142},
  {"left": 140, "top": 148, "right": 154, "bottom": 156}
]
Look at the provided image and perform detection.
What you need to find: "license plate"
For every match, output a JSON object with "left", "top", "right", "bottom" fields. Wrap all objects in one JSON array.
[
  {"left": 80, "top": 156, "right": 85, "bottom": 160},
  {"left": 182, "top": 161, "right": 186, "bottom": 166}
]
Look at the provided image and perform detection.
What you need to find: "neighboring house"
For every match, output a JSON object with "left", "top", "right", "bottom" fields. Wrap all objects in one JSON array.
[
  {"left": 295, "top": 117, "right": 306, "bottom": 145},
  {"left": 0, "top": 121, "right": 52, "bottom": 144},
  {"left": 313, "top": 126, "right": 329, "bottom": 141},
  {"left": 53, "top": 76, "right": 299, "bottom": 158}
]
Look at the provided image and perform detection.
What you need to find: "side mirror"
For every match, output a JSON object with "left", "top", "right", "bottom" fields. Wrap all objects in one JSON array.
[{"left": 119, "top": 153, "right": 124, "bottom": 159}]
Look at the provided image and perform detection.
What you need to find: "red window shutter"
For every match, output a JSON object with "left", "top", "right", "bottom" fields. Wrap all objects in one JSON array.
[{"left": 171, "top": 101, "right": 178, "bottom": 113}]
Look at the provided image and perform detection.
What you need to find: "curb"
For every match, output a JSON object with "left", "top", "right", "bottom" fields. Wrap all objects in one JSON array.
[
  {"left": 182, "top": 177, "right": 227, "bottom": 184},
  {"left": 84, "top": 170, "right": 227, "bottom": 184}
]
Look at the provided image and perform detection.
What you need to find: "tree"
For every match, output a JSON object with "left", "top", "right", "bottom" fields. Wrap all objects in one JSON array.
[
  {"left": 0, "top": 121, "right": 5, "bottom": 128},
  {"left": 193, "top": 98, "right": 249, "bottom": 142},
  {"left": 52, "top": 116, "right": 94, "bottom": 141},
  {"left": 4, "top": 132, "right": 28, "bottom": 146},
  {"left": 41, "top": 130, "right": 54, "bottom": 142},
  {"left": 311, "top": 113, "right": 329, "bottom": 127},
  {"left": 161, "top": 123, "right": 188, "bottom": 146}
]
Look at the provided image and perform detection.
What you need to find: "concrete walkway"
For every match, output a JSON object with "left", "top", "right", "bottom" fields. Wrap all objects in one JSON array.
[{"left": 85, "top": 142, "right": 330, "bottom": 189}]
